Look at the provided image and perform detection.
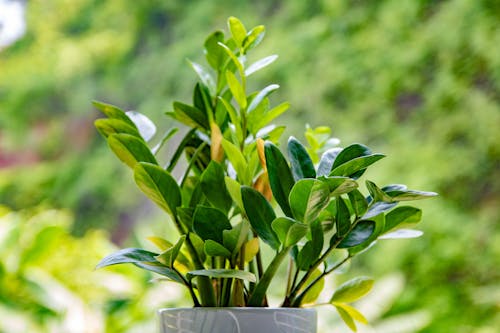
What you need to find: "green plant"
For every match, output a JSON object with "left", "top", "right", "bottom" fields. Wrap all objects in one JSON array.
[{"left": 94, "top": 17, "right": 436, "bottom": 331}]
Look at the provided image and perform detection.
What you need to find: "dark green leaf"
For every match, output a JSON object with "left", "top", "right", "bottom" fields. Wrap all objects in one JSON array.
[
  {"left": 169, "top": 102, "right": 209, "bottom": 130},
  {"left": 348, "top": 189, "right": 368, "bottom": 218},
  {"left": 287, "top": 136, "right": 316, "bottom": 180},
  {"left": 330, "top": 276, "right": 374, "bottom": 303},
  {"left": 96, "top": 248, "right": 158, "bottom": 269},
  {"left": 317, "top": 148, "right": 342, "bottom": 177},
  {"left": 348, "top": 214, "right": 385, "bottom": 255},
  {"left": 264, "top": 142, "right": 295, "bottom": 217},
  {"left": 134, "top": 162, "right": 181, "bottom": 217},
  {"left": 336, "top": 197, "right": 352, "bottom": 237},
  {"left": 187, "top": 269, "right": 256, "bottom": 282},
  {"left": 384, "top": 206, "right": 422, "bottom": 232},
  {"left": 156, "top": 236, "right": 185, "bottom": 268},
  {"left": 319, "top": 176, "right": 358, "bottom": 196},
  {"left": 133, "top": 262, "right": 183, "bottom": 283},
  {"left": 200, "top": 161, "right": 233, "bottom": 213},
  {"left": 177, "top": 207, "right": 194, "bottom": 231},
  {"left": 297, "top": 242, "right": 315, "bottom": 270},
  {"left": 108, "top": 133, "right": 157, "bottom": 168},
  {"left": 363, "top": 201, "right": 397, "bottom": 219},
  {"left": 289, "top": 179, "right": 330, "bottom": 224},
  {"left": 338, "top": 220, "right": 375, "bottom": 248},
  {"left": 241, "top": 186, "right": 280, "bottom": 249},
  {"left": 193, "top": 206, "right": 232, "bottom": 244},
  {"left": 390, "top": 189, "right": 439, "bottom": 201},
  {"left": 330, "top": 154, "right": 385, "bottom": 179}
]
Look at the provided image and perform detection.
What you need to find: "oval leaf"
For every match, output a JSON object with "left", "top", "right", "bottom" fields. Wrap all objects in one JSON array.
[
  {"left": 330, "top": 276, "right": 374, "bottom": 303},
  {"left": 384, "top": 206, "right": 422, "bottom": 232},
  {"left": 125, "top": 111, "right": 156, "bottom": 142},
  {"left": 193, "top": 206, "right": 232, "bottom": 244},
  {"left": 288, "top": 136, "right": 316, "bottom": 180},
  {"left": 289, "top": 179, "right": 330, "bottom": 224},
  {"left": 271, "top": 217, "right": 308, "bottom": 247},
  {"left": 200, "top": 161, "right": 233, "bottom": 213},
  {"left": 338, "top": 220, "right": 375, "bottom": 248},
  {"left": 108, "top": 133, "right": 157, "bottom": 168}
]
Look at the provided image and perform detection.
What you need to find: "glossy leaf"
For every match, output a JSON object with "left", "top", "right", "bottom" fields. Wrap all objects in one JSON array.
[
  {"left": 134, "top": 162, "right": 181, "bottom": 217},
  {"left": 331, "top": 276, "right": 374, "bottom": 303},
  {"left": 224, "top": 176, "right": 244, "bottom": 210},
  {"left": 204, "top": 240, "right": 232, "bottom": 258},
  {"left": 348, "top": 189, "right": 368, "bottom": 217},
  {"left": 218, "top": 96, "right": 243, "bottom": 143},
  {"left": 241, "top": 186, "right": 280, "bottom": 249},
  {"left": 384, "top": 206, "right": 422, "bottom": 232},
  {"left": 94, "top": 118, "right": 140, "bottom": 139},
  {"left": 287, "top": 136, "right": 316, "bottom": 180},
  {"left": 108, "top": 133, "right": 157, "bottom": 168},
  {"left": 147, "top": 236, "right": 172, "bottom": 251},
  {"left": 317, "top": 148, "right": 342, "bottom": 177},
  {"left": 92, "top": 101, "right": 137, "bottom": 128},
  {"left": 189, "top": 61, "right": 216, "bottom": 95},
  {"left": 242, "top": 25, "right": 265, "bottom": 52},
  {"left": 389, "top": 189, "right": 438, "bottom": 201},
  {"left": 245, "top": 55, "right": 278, "bottom": 76},
  {"left": 297, "top": 242, "right": 315, "bottom": 270},
  {"left": 334, "top": 303, "right": 368, "bottom": 324},
  {"left": 271, "top": 217, "right": 308, "bottom": 247},
  {"left": 169, "top": 101, "right": 209, "bottom": 130},
  {"left": 247, "top": 84, "right": 280, "bottom": 113},
  {"left": 96, "top": 248, "right": 158, "bottom": 269},
  {"left": 289, "top": 179, "right": 330, "bottom": 224},
  {"left": 193, "top": 206, "right": 232, "bottom": 244},
  {"left": 156, "top": 236, "right": 185, "bottom": 268},
  {"left": 300, "top": 269, "right": 325, "bottom": 305},
  {"left": 204, "top": 30, "right": 226, "bottom": 69},
  {"left": 363, "top": 201, "right": 397, "bottom": 219},
  {"left": 264, "top": 142, "right": 294, "bottom": 216},
  {"left": 133, "top": 262, "right": 183, "bottom": 283},
  {"left": 187, "top": 269, "right": 256, "bottom": 283},
  {"left": 338, "top": 220, "right": 375, "bottom": 248},
  {"left": 379, "top": 229, "right": 424, "bottom": 239},
  {"left": 244, "top": 238, "right": 260, "bottom": 262},
  {"left": 221, "top": 139, "right": 251, "bottom": 184},
  {"left": 335, "top": 305, "right": 357, "bottom": 331},
  {"left": 125, "top": 111, "right": 156, "bottom": 142},
  {"left": 200, "top": 161, "right": 232, "bottom": 213},
  {"left": 320, "top": 176, "right": 358, "bottom": 196},
  {"left": 348, "top": 214, "right": 385, "bottom": 255},
  {"left": 330, "top": 154, "right": 385, "bottom": 178},
  {"left": 226, "top": 70, "right": 247, "bottom": 109},
  {"left": 254, "top": 102, "right": 290, "bottom": 131},
  {"left": 336, "top": 197, "right": 352, "bottom": 237}
]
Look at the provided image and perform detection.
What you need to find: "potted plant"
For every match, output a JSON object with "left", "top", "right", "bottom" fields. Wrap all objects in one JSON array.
[{"left": 94, "top": 17, "right": 436, "bottom": 332}]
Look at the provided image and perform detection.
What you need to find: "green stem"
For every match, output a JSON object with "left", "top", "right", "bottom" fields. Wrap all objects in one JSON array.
[
  {"left": 247, "top": 248, "right": 289, "bottom": 306},
  {"left": 180, "top": 141, "right": 208, "bottom": 187}
]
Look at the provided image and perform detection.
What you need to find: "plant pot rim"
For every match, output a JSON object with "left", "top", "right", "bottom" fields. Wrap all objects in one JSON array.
[{"left": 158, "top": 307, "right": 316, "bottom": 313}]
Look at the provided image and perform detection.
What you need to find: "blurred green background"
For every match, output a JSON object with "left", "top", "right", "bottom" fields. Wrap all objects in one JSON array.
[{"left": 0, "top": 0, "right": 498, "bottom": 332}]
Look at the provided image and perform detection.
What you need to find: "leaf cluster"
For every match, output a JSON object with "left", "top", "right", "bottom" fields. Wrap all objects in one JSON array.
[{"left": 94, "top": 17, "right": 436, "bottom": 331}]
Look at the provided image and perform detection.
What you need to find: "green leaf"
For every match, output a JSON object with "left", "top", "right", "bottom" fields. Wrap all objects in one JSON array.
[
  {"left": 187, "top": 269, "right": 256, "bottom": 282},
  {"left": 189, "top": 61, "right": 216, "bottom": 95},
  {"left": 241, "top": 186, "right": 280, "bottom": 249},
  {"left": 335, "top": 197, "right": 352, "bottom": 237},
  {"left": 289, "top": 179, "right": 330, "bottom": 224},
  {"left": 389, "top": 189, "right": 438, "bottom": 201},
  {"left": 317, "top": 148, "right": 342, "bottom": 177},
  {"left": 384, "top": 206, "right": 422, "bottom": 232},
  {"left": 319, "top": 176, "right": 358, "bottom": 196},
  {"left": 348, "top": 189, "right": 368, "bottom": 218},
  {"left": 242, "top": 25, "right": 265, "bottom": 52},
  {"left": 287, "top": 136, "right": 316, "bottom": 180},
  {"left": 271, "top": 217, "right": 308, "bottom": 247},
  {"left": 217, "top": 42, "right": 245, "bottom": 77},
  {"left": 226, "top": 70, "right": 247, "bottom": 109},
  {"left": 204, "top": 30, "right": 226, "bottom": 69},
  {"left": 300, "top": 269, "right": 325, "bottom": 305},
  {"left": 94, "top": 118, "right": 140, "bottom": 139},
  {"left": 333, "top": 303, "right": 368, "bottom": 325},
  {"left": 222, "top": 222, "right": 249, "bottom": 254},
  {"left": 224, "top": 176, "right": 244, "bottom": 210},
  {"left": 204, "top": 240, "right": 232, "bottom": 258},
  {"left": 338, "top": 220, "right": 375, "bottom": 248},
  {"left": 200, "top": 161, "right": 233, "bottom": 213},
  {"left": 379, "top": 229, "right": 424, "bottom": 239},
  {"left": 221, "top": 139, "right": 251, "bottom": 184},
  {"left": 254, "top": 102, "right": 289, "bottom": 131},
  {"left": 156, "top": 236, "right": 185, "bottom": 268},
  {"left": 365, "top": 180, "right": 393, "bottom": 203},
  {"left": 228, "top": 16, "right": 247, "bottom": 47},
  {"left": 133, "top": 262, "right": 182, "bottom": 283},
  {"left": 348, "top": 214, "right": 385, "bottom": 255},
  {"left": 247, "top": 84, "right": 280, "bottom": 113},
  {"left": 363, "top": 201, "right": 397, "bottom": 219},
  {"left": 108, "top": 133, "right": 157, "bottom": 168},
  {"left": 193, "top": 206, "right": 232, "bottom": 244},
  {"left": 134, "top": 162, "right": 181, "bottom": 217},
  {"left": 125, "top": 111, "right": 156, "bottom": 142},
  {"left": 331, "top": 276, "right": 374, "bottom": 303},
  {"left": 169, "top": 102, "right": 209, "bottom": 130},
  {"left": 177, "top": 207, "right": 194, "bottom": 231},
  {"left": 245, "top": 55, "right": 278, "bottom": 76},
  {"left": 264, "top": 142, "right": 295, "bottom": 217},
  {"left": 96, "top": 248, "right": 158, "bottom": 269},
  {"left": 335, "top": 305, "right": 357, "bottom": 331},
  {"left": 330, "top": 144, "right": 384, "bottom": 179},
  {"left": 297, "top": 242, "right": 315, "bottom": 270},
  {"left": 92, "top": 101, "right": 137, "bottom": 128},
  {"left": 218, "top": 97, "right": 243, "bottom": 143},
  {"left": 189, "top": 232, "right": 206, "bottom": 263}
]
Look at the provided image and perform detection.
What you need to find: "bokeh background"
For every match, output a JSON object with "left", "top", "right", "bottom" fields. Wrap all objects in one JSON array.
[{"left": 0, "top": 1, "right": 498, "bottom": 332}]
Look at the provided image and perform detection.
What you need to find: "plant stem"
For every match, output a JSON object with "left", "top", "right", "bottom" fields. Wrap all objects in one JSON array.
[{"left": 247, "top": 248, "right": 289, "bottom": 306}]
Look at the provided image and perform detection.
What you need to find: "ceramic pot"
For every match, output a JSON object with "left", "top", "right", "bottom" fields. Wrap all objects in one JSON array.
[{"left": 158, "top": 307, "right": 317, "bottom": 333}]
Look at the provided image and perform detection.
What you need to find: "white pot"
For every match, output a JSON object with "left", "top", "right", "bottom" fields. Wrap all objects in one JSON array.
[{"left": 158, "top": 307, "right": 317, "bottom": 333}]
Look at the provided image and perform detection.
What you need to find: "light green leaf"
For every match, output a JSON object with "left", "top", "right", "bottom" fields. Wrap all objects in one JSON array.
[
  {"left": 247, "top": 84, "right": 280, "bottom": 113},
  {"left": 218, "top": 97, "right": 243, "bottom": 143},
  {"left": 335, "top": 305, "right": 357, "bottom": 331},
  {"left": 330, "top": 276, "right": 374, "bottom": 303},
  {"left": 384, "top": 206, "right": 422, "bottom": 232},
  {"left": 221, "top": 139, "right": 251, "bottom": 184},
  {"left": 242, "top": 25, "right": 265, "bottom": 52},
  {"left": 94, "top": 118, "right": 140, "bottom": 139},
  {"left": 134, "top": 162, "right": 181, "bottom": 217},
  {"left": 187, "top": 269, "right": 256, "bottom": 282},
  {"left": 379, "top": 229, "right": 424, "bottom": 239},
  {"left": 108, "top": 133, "right": 157, "bottom": 168},
  {"left": 245, "top": 55, "right": 278, "bottom": 76},
  {"left": 204, "top": 240, "right": 232, "bottom": 258},
  {"left": 228, "top": 16, "right": 247, "bottom": 47},
  {"left": 271, "top": 217, "right": 308, "bottom": 247},
  {"left": 289, "top": 179, "right": 330, "bottom": 224},
  {"left": 92, "top": 101, "right": 137, "bottom": 128},
  {"left": 254, "top": 102, "right": 289, "bottom": 131},
  {"left": 204, "top": 30, "right": 226, "bottom": 69},
  {"left": 169, "top": 102, "right": 209, "bottom": 130},
  {"left": 224, "top": 176, "right": 244, "bottom": 210},
  {"left": 300, "top": 269, "right": 325, "bottom": 305},
  {"left": 333, "top": 303, "right": 368, "bottom": 324},
  {"left": 226, "top": 70, "right": 247, "bottom": 109}
]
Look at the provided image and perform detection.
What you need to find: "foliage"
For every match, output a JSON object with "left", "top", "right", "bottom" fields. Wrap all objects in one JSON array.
[{"left": 94, "top": 17, "right": 436, "bottom": 331}]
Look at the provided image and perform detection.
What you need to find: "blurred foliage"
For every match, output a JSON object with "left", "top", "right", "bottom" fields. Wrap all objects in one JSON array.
[{"left": 0, "top": 0, "right": 498, "bottom": 332}]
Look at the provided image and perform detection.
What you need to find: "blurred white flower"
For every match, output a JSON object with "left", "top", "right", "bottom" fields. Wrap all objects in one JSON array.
[{"left": 0, "top": 0, "right": 26, "bottom": 49}]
